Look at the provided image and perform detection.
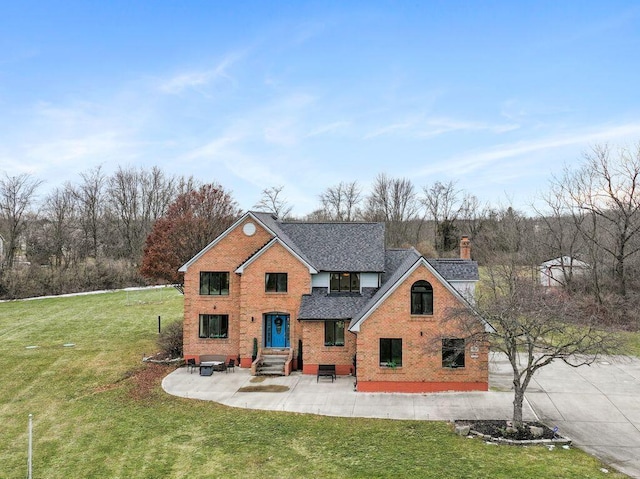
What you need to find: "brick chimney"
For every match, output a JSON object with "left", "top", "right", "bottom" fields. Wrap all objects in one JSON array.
[{"left": 460, "top": 235, "right": 471, "bottom": 260}]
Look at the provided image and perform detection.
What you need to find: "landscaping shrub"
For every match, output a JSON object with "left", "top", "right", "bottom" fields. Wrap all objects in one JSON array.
[{"left": 157, "top": 320, "right": 183, "bottom": 358}]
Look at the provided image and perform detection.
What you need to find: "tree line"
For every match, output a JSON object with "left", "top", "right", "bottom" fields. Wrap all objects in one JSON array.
[
  {"left": 1, "top": 143, "right": 640, "bottom": 321},
  {"left": 0, "top": 166, "right": 240, "bottom": 298}
]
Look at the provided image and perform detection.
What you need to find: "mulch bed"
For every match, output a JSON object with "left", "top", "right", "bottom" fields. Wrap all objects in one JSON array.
[
  {"left": 456, "top": 420, "right": 566, "bottom": 442},
  {"left": 128, "top": 363, "right": 177, "bottom": 400}
]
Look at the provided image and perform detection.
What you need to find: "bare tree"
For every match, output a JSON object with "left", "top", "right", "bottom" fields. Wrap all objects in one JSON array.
[
  {"left": 318, "top": 181, "right": 362, "bottom": 221},
  {"left": 71, "top": 166, "right": 106, "bottom": 260},
  {"left": 40, "top": 185, "right": 78, "bottom": 267},
  {"left": 105, "top": 166, "right": 177, "bottom": 262},
  {"left": 364, "top": 173, "right": 421, "bottom": 247},
  {"left": 554, "top": 144, "right": 640, "bottom": 296},
  {"left": 0, "top": 173, "right": 42, "bottom": 268},
  {"left": 459, "top": 193, "right": 490, "bottom": 242},
  {"left": 449, "top": 263, "right": 614, "bottom": 427},
  {"left": 253, "top": 185, "right": 293, "bottom": 219},
  {"left": 534, "top": 184, "right": 586, "bottom": 291},
  {"left": 422, "top": 180, "right": 463, "bottom": 253}
]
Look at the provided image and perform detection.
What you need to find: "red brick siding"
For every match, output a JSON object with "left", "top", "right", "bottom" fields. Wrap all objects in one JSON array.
[
  {"left": 302, "top": 321, "right": 356, "bottom": 375},
  {"left": 238, "top": 241, "right": 311, "bottom": 364},
  {"left": 355, "top": 263, "right": 488, "bottom": 392},
  {"left": 183, "top": 218, "right": 273, "bottom": 360}
]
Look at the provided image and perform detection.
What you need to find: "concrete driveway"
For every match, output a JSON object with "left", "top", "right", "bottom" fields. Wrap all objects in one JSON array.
[
  {"left": 490, "top": 354, "right": 640, "bottom": 478},
  {"left": 162, "top": 353, "right": 640, "bottom": 478}
]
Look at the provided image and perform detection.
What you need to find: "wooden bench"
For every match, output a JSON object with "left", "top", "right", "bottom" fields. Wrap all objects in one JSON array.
[{"left": 317, "top": 364, "right": 336, "bottom": 382}]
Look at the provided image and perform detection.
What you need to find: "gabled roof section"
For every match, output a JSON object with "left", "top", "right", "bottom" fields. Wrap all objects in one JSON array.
[
  {"left": 278, "top": 221, "right": 385, "bottom": 272},
  {"left": 235, "top": 237, "right": 317, "bottom": 274},
  {"left": 250, "top": 212, "right": 316, "bottom": 270},
  {"left": 179, "top": 211, "right": 386, "bottom": 274},
  {"left": 349, "top": 253, "right": 493, "bottom": 334},
  {"left": 428, "top": 258, "right": 480, "bottom": 281},
  {"left": 178, "top": 211, "right": 277, "bottom": 272}
]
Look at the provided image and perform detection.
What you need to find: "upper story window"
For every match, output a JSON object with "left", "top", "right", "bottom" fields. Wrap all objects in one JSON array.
[
  {"left": 330, "top": 272, "right": 360, "bottom": 293},
  {"left": 265, "top": 273, "right": 288, "bottom": 293},
  {"left": 200, "top": 272, "right": 229, "bottom": 296},
  {"left": 411, "top": 280, "right": 433, "bottom": 315}
]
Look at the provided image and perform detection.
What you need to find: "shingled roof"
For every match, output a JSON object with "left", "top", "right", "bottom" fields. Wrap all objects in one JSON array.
[
  {"left": 298, "top": 288, "right": 377, "bottom": 320},
  {"left": 278, "top": 221, "right": 385, "bottom": 272},
  {"left": 427, "top": 258, "right": 480, "bottom": 281}
]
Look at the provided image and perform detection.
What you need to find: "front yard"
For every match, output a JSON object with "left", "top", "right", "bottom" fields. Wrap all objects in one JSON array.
[{"left": 0, "top": 288, "right": 625, "bottom": 478}]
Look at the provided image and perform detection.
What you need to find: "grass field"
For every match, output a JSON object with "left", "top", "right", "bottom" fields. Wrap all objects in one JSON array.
[{"left": 0, "top": 288, "right": 625, "bottom": 478}]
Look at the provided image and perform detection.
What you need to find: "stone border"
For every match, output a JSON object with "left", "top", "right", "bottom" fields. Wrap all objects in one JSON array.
[
  {"left": 143, "top": 357, "right": 183, "bottom": 365},
  {"left": 469, "top": 429, "right": 572, "bottom": 446},
  {"left": 454, "top": 422, "right": 572, "bottom": 446}
]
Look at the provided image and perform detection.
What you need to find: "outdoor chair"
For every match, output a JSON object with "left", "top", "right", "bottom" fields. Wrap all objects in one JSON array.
[
  {"left": 186, "top": 358, "right": 198, "bottom": 374},
  {"left": 227, "top": 358, "right": 235, "bottom": 372}
]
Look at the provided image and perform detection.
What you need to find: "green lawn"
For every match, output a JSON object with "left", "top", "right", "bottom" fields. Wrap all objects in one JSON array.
[{"left": 0, "top": 288, "right": 625, "bottom": 478}]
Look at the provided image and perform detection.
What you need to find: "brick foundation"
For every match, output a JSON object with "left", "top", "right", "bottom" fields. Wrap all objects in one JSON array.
[{"left": 357, "top": 381, "right": 488, "bottom": 393}]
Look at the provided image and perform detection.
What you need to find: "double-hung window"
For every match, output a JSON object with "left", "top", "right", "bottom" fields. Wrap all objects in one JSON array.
[
  {"left": 199, "top": 314, "right": 229, "bottom": 339},
  {"left": 442, "top": 338, "right": 465, "bottom": 368},
  {"left": 265, "top": 273, "right": 288, "bottom": 293},
  {"left": 379, "top": 338, "right": 402, "bottom": 367},
  {"left": 324, "top": 320, "right": 345, "bottom": 346},
  {"left": 200, "top": 272, "right": 229, "bottom": 296}
]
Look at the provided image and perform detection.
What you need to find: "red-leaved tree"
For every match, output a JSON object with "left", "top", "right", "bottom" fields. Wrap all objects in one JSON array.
[{"left": 140, "top": 184, "right": 241, "bottom": 284}]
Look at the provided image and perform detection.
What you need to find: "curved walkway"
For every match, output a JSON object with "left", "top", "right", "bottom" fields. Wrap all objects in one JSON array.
[{"left": 162, "top": 353, "right": 640, "bottom": 478}]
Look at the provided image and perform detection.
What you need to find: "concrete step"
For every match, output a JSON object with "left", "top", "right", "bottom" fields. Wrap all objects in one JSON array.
[
  {"left": 262, "top": 355, "right": 286, "bottom": 364},
  {"left": 257, "top": 354, "right": 287, "bottom": 375},
  {"left": 257, "top": 365, "right": 285, "bottom": 376}
]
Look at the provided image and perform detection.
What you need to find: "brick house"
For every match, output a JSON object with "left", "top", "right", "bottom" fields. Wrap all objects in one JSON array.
[{"left": 179, "top": 211, "right": 492, "bottom": 393}]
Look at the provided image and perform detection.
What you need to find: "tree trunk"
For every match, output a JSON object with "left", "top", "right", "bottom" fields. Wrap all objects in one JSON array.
[{"left": 512, "top": 383, "right": 525, "bottom": 427}]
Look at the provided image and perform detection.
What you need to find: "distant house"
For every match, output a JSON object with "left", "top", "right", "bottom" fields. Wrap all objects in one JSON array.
[
  {"left": 179, "top": 212, "right": 492, "bottom": 393},
  {"left": 539, "top": 256, "right": 589, "bottom": 287}
]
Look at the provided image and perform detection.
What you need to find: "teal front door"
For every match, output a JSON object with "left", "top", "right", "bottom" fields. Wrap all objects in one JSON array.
[{"left": 265, "top": 314, "right": 290, "bottom": 348}]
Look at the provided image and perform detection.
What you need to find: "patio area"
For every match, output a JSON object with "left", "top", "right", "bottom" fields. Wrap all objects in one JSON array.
[{"left": 161, "top": 356, "right": 535, "bottom": 422}]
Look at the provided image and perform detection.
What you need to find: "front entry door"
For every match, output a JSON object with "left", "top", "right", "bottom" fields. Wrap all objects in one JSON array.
[{"left": 265, "top": 314, "right": 290, "bottom": 348}]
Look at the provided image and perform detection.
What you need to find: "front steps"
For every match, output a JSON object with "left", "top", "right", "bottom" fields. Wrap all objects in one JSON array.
[{"left": 256, "top": 351, "right": 288, "bottom": 376}]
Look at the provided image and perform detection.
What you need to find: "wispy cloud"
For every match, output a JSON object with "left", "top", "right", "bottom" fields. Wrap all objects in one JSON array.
[
  {"left": 364, "top": 115, "right": 518, "bottom": 139},
  {"left": 182, "top": 134, "right": 244, "bottom": 162},
  {"left": 305, "top": 121, "right": 350, "bottom": 138},
  {"left": 293, "top": 20, "right": 329, "bottom": 45},
  {"left": 416, "top": 122, "right": 640, "bottom": 178},
  {"left": 364, "top": 119, "right": 420, "bottom": 139},
  {"left": 158, "top": 51, "right": 244, "bottom": 94},
  {"left": 419, "top": 117, "right": 519, "bottom": 137}
]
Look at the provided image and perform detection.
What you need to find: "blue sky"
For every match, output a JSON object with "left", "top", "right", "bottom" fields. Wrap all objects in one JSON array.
[{"left": 1, "top": 1, "right": 640, "bottom": 216}]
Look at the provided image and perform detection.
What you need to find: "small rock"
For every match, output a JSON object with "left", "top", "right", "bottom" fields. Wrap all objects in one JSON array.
[
  {"left": 600, "top": 468, "right": 609, "bottom": 474},
  {"left": 455, "top": 425, "right": 471, "bottom": 436},
  {"left": 562, "top": 445, "right": 570, "bottom": 450},
  {"left": 505, "top": 426, "right": 518, "bottom": 435},
  {"left": 529, "top": 425, "right": 544, "bottom": 438}
]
